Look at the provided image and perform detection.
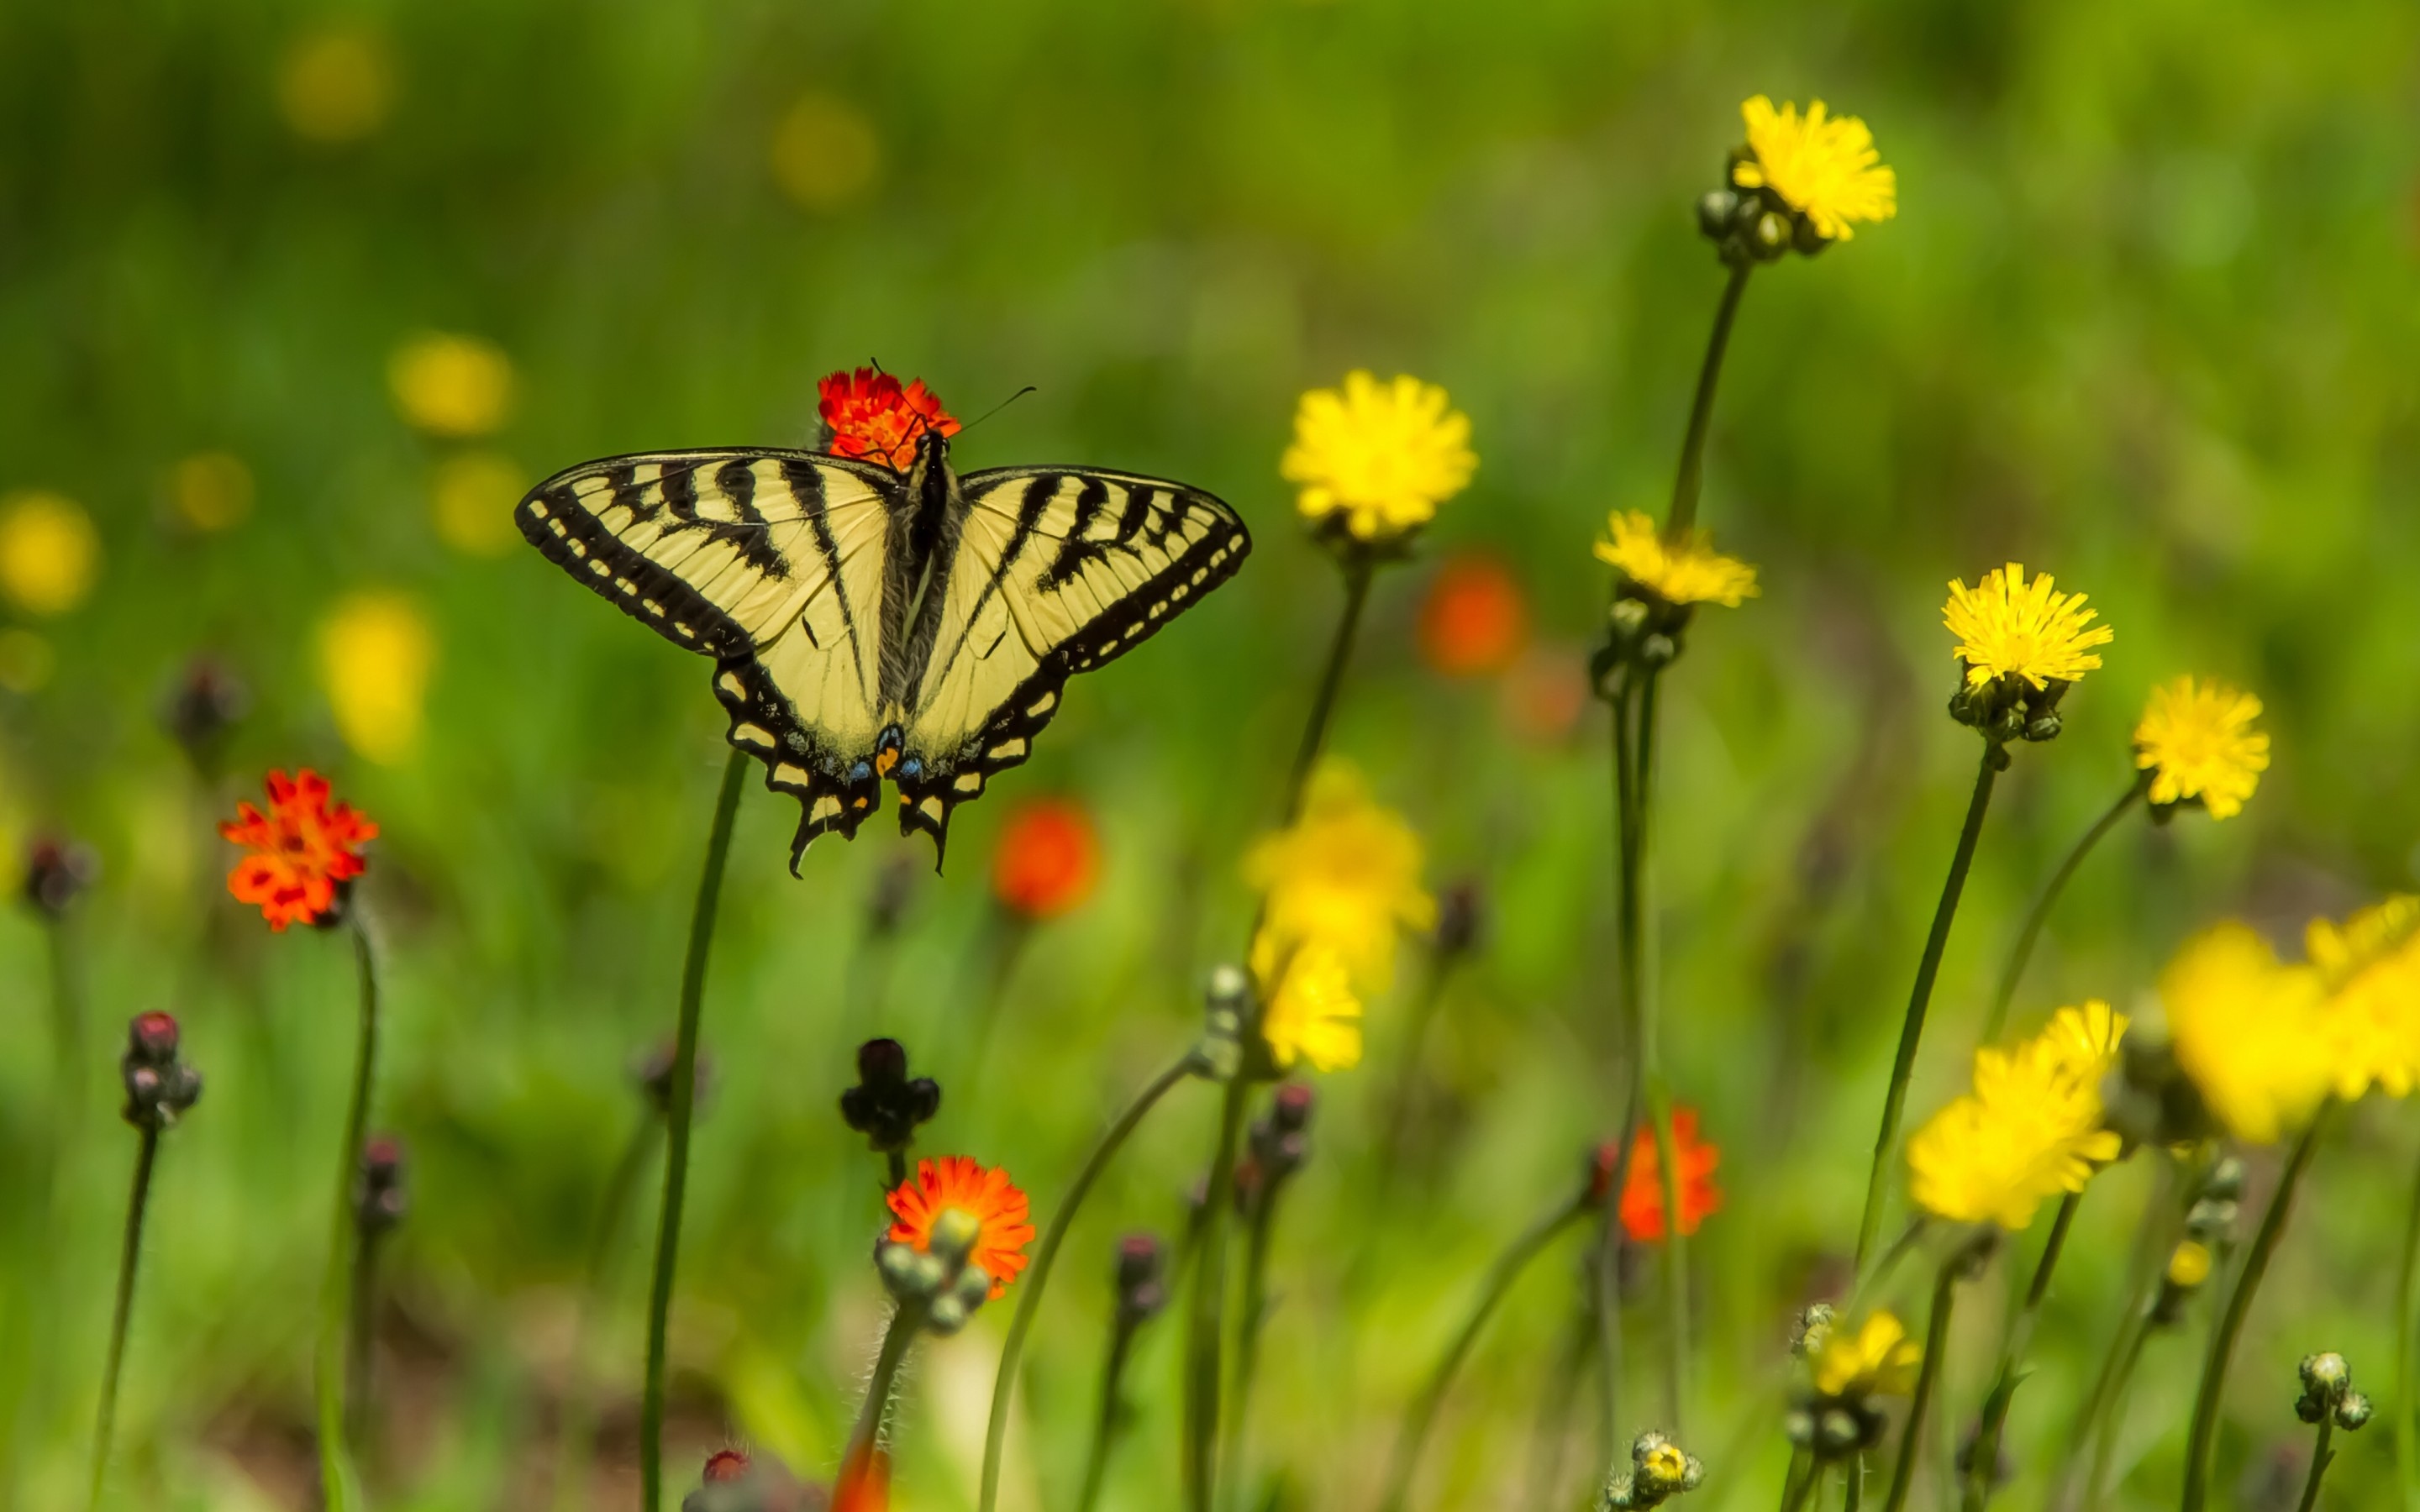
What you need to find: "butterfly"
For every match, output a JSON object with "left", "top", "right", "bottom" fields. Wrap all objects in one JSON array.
[{"left": 516, "top": 396, "right": 1252, "bottom": 869}]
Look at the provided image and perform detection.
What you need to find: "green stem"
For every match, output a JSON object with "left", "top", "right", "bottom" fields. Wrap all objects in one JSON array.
[
  {"left": 1881, "top": 1258, "right": 1963, "bottom": 1512},
  {"left": 346, "top": 1227, "right": 385, "bottom": 1454},
  {"left": 86, "top": 1125, "right": 160, "bottom": 1512},
  {"left": 2183, "top": 1106, "right": 2332, "bottom": 1512},
  {"left": 1374, "top": 953, "right": 1456, "bottom": 1187},
  {"left": 316, "top": 914, "right": 383, "bottom": 1512},
  {"left": 1856, "top": 743, "right": 2005, "bottom": 1268},
  {"left": 1076, "top": 1318, "right": 1141, "bottom": 1512},
  {"left": 638, "top": 747, "right": 748, "bottom": 1512},
  {"left": 981, "top": 1052, "right": 1197, "bottom": 1512},
  {"left": 1776, "top": 1450, "right": 1816, "bottom": 1512},
  {"left": 1977, "top": 781, "right": 2144, "bottom": 1047},
  {"left": 2296, "top": 1415, "right": 2338, "bottom": 1512},
  {"left": 2060, "top": 1155, "right": 2191, "bottom": 1511},
  {"left": 844, "top": 1300, "right": 928, "bottom": 1477},
  {"left": 554, "top": 1115, "right": 664, "bottom": 1512},
  {"left": 2400, "top": 1137, "right": 2420, "bottom": 1512},
  {"left": 1667, "top": 260, "right": 1754, "bottom": 537},
  {"left": 1379, "top": 1195, "right": 1589, "bottom": 1512},
  {"left": 1223, "top": 1177, "right": 1285, "bottom": 1512},
  {"left": 1281, "top": 558, "right": 1375, "bottom": 823},
  {"left": 1961, "top": 1190, "right": 2084, "bottom": 1510},
  {"left": 1523, "top": 1312, "right": 1591, "bottom": 1512},
  {"left": 1184, "top": 1075, "right": 1254, "bottom": 1512},
  {"left": 1625, "top": 669, "right": 1688, "bottom": 1441},
  {"left": 1595, "top": 679, "right": 1647, "bottom": 1463},
  {"left": 2081, "top": 1310, "right": 2153, "bottom": 1512}
]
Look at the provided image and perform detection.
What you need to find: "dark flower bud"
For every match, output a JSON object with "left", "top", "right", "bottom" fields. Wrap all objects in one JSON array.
[
  {"left": 681, "top": 1446, "right": 820, "bottom": 1512},
  {"left": 1696, "top": 191, "right": 1739, "bottom": 240},
  {"left": 2299, "top": 1352, "right": 2349, "bottom": 1399},
  {"left": 639, "top": 1042, "right": 715, "bottom": 1119},
  {"left": 2337, "top": 1391, "right": 2374, "bottom": 1431},
  {"left": 704, "top": 1450, "right": 750, "bottom": 1483},
  {"left": 1782, "top": 1406, "right": 1817, "bottom": 1447},
  {"left": 23, "top": 835, "right": 97, "bottom": 919},
  {"left": 1791, "top": 214, "right": 1829, "bottom": 257},
  {"left": 1753, "top": 211, "right": 1791, "bottom": 259},
  {"left": 2203, "top": 1158, "right": 2245, "bottom": 1202},
  {"left": 1270, "top": 1082, "right": 1315, "bottom": 1135},
  {"left": 1114, "top": 1232, "right": 1167, "bottom": 1326},
  {"left": 1816, "top": 1406, "right": 1868, "bottom": 1455},
  {"left": 839, "top": 1037, "right": 941, "bottom": 1154},
  {"left": 864, "top": 852, "right": 918, "bottom": 938},
  {"left": 356, "top": 1135, "right": 409, "bottom": 1235},
  {"left": 129, "top": 1010, "right": 181, "bottom": 1063},
  {"left": 120, "top": 1011, "right": 203, "bottom": 1131},
  {"left": 1434, "top": 879, "right": 1486, "bottom": 959},
  {"left": 160, "top": 656, "right": 250, "bottom": 772}
]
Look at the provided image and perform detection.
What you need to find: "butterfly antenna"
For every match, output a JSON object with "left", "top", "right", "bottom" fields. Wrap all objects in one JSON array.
[{"left": 955, "top": 386, "right": 1039, "bottom": 438}]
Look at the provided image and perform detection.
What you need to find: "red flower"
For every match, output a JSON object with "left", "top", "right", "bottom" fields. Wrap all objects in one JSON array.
[
  {"left": 1593, "top": 1106, "right": 1723, "bottom": 1242},
  {"left": 834, "top": 1446, "right": 890, "bottom": 1512},
  {"left": 818, "top": 368, "right": 960, "bottom": 471},
  {"left": 218, "top": 769, "right": 377, "bottom": 931},
  {"left": 1418, "top": 553, "right": 1528, "bottom": 676},
  {"left": 990, "top": 797, "right": 1100, "bottom": 919},
  {"left": 886, "top": 1155, "right": 1035, "bottom": 1299}
]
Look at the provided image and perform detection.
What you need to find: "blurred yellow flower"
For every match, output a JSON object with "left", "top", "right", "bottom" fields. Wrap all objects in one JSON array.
[
  {"left": 2134, "top": 676, "right": 2268, "bottom": 820},
  {"left": 1594, "top": 510, "right": 1759, "bottom": 608},
  {"left": 2162, "top": 922, "right": 2333, "bottom": 1144},
  {"left": 1731, "top": 96, "right": 1897, "bottom": 243},
  {"left": 0, "top": 491, "right": 101, "bottom": 617},
  {"left": 170, "top": 452, "right": 255, "bottom": 533},
  {"left": 1253, "top": 937, "right": 1364, "bottom": 1074},
  {"left": 0, "top": 628, "right": 54, "bottom": 693},
  {"left": 390, "top": 333, "right": 516, "bottom": 438},
  {"left": 769, "top": 92, "right": 882, "bottom": 210},
  {"left": 320, "top": 591, "right": 435, "bottom": 764},
  {"left": 1943, "top": 563, "right": 2112, "bottom": 690},
  {"left": 1907, "top": 1001, "right": 2127, "bottom": 1229},
  {"left": 431, "top": 451, "right": 526, "bottom": 557},
  {"left": 1812, "top": 1310, "right": 1920, "bottom": 1398},
  {"left": 1281, "top": 372, "right": 1476, "bottom": 544},
  {"left": 278, "top": 28, "right": 397, "bottom": 144},
  {"left": 1243, "top": 761, "right": 1435, "bottom": 991},
  {"left": 2309, "top": 896, "right": 2420, "bottom": 1099},
  {"left": 2166, "top": 1239, "right": 2212, "bottom": 1289}
]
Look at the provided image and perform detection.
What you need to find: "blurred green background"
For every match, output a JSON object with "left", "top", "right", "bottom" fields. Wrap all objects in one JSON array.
[{"left": 5, "top": 1, "right": 2420, "bottom": 1508}]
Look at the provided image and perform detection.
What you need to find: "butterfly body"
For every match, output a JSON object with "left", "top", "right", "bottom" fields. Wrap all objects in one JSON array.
[{"left": 518, "top": 428, "right": 1250, "bottom": 869}]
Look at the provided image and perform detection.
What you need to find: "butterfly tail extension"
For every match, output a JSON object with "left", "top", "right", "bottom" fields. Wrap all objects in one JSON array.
[{"left": 710, "top": 657, "right": 881, "bottom": 874}]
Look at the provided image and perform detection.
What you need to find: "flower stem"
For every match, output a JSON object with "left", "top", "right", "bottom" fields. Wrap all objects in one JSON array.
[
  {"left": 345, "top": 1221, "right": 386, "bottom": 1454},
  {"left": 1881, "top": 1257, "right": 1964, "bottom": 1512},
  {"left": 1076, "top": 1313, "right": 1143, "bottom": 1512},
  {"left": 638, "top": 747, "right": 748, "bottom": 1512},
  {"left": 1976, "top": 780, "right": 2144, "bottom": 1047},
  {"left": 316, "top": 914, "right": 383, "bottom": 1512},
  {"left": 553, "top": 1113, "right": 665, "bottom": 1512},
  {"left": 2399, "top": 1137, "right": 2420, "bottom": 1512},
  {"left": 1776, "top": 1449, "right": 1815, "bottom": 1512},
  {"left": 86, "top": 1124, "right": 160, "bottom": 1512},
  {"left": 2055, "top": 1154, "right": 2191, "bottom": 1511},
  {"left": 1960, "top": 1190, "right": 2084, "bottom": 1510},
  {"left": 1184, "top": 1075, "right": 1253, "bottom": 1512},
  {"left": 2080, "top": 1310, "right": 2153, "bottom": 1512},
  {"left": 1856, "top": 743, "right": 2005, "bottom": 1268},
  {"left": 981, "top": 1051, "right": 1197, "bottom": 1512},
  {"left": 1223, "top": 1176, "right": 1286, "bottom": 1512},
  {"left": 2183, "top": 1105, "right": 2332, "bottom": 1512},
  {"left": 844, "top": 1299, "right": 928, "bottom": 1476},
  {"left": 1667, "top": 260, "right": 1754, "bottom": 538},
  {"left": 1379, "top": 1194, "right": 1590, "bottom": 1512},
  {"left": 1596, "top": 678, "right": 1647, "bottom": 1462},
  {"left": 1281, "top": 557, "right": 1374, "bottom": 823},
  {"left": 2296, "top": 1415, "right": 2338, "bottom": 1512},
  {"left": 1523, "top": 1310, "right": 1591, "bottom": 1511}
]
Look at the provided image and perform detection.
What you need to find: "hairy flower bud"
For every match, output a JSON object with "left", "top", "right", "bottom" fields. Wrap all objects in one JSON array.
[
  {"left": 839, "top": 1037, "right": 940, "bottom": 1154},
  {"left": 120, "top": 1011, "right": 203, "bottom": 1131}
]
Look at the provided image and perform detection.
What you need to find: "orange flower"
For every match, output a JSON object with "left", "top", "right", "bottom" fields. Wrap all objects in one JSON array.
[
  {"left": 1418, "top": 554, "right": 1528, "bottom": 676},
  {"left": 1593, "top": 1107, "right": 1722, "bottom": 1242},
  {"left": 991, "top": 797, "right": 1100, "bottom": 918},
  {"left": 218, "top": 769, "right": 377, "bottom": 931},
  {"left": 886, "top": 1155, "right": 1035, "bottom": 1299},
  {"left": 834, "top": 1446, "right": 891, "bottom": 1512},
  {"left": 818, "top": 368, "right": 960, "bottom": 471}
]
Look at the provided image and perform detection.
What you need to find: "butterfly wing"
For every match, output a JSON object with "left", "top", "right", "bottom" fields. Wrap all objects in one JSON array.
[
  {"left": 891, "top": 466, "right": 1251, "bottom": 857},
  {"left": 517, "top": 449, "right": 907, "bottom": 864}
]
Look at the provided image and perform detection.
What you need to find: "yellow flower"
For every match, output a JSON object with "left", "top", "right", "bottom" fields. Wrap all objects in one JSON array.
[
  {"left": 390, "top": 333, "right": 516, "bottom": 438},
  {"left": 1907, "top": 1005, "right": 2127, "bottom": 1230},
  {"left": 2308, "top": 896, "right": 2420, "bottom": 1099},
  {"left": 430, "top": 451, "right": 526, "bottom": 557},
  {"left": 770, "top": 92, "right": 883, "bottom": 210},
  {"left": 1280, "top": 372, "right": 1476, "bottom": 543},
  {"left": 278, "top": 28, "right": 397, "bottom": 144},
  {"left": 2162, "top": 922, "right": 2333, "bottom": 1144},
  {"left": 320, "top": 591, "right": 436, "bottom": 764},
  {"left": 0, "top": 491, "right": 101, "bottom": 617},
  {"left": 2166, "top": 1240, "right": 2212, "bottom": 1289},
  {"left": 1731, "top": 96, "right": 1897, "bottom": 243},
  {"left": 1242, "top": 761, "right": 1436, "bottom": 990},
  {"left": 1593, "top": 511, "right": 1760, "bottom": 608},
  {"left": 169, "top": 452, "right": 255, "bottom": 533},
  {"left": 1812, "top": 1310, "right": 1921, "bottom": 1399},
  {"left": 2133, "top": 676, "right": 2269, "bottom": 820},
  {"left": 1942, "top": 563, "right": 2113, "bottom": 690},
  {"left": 1254, "top": 937, "right": 1364, "bottom": 1074}
]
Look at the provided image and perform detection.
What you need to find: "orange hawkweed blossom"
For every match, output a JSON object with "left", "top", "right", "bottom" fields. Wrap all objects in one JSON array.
[
  {"left": 818, "top": 368, "right": 960, "bottom": 471},
  {"left": 1596, "top": 1106, "right": 1724, "bottom": 1242},
  {"left": 886, "top": 1156, "right": 1034, "bottom": 1299},
  {"left": 1418, "top": 554, "right": 1528, "bottom": 676},
  {"left": 218, "top": 769, "right": 377, "bottom": 931},
  {"left": 991, "top": 797, "right": 1100, "bottom": 919}
]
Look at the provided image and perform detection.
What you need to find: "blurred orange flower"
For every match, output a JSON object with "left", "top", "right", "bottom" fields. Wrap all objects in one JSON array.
[
  {"left": 218, "top": 769, "right": 377, "bottom": 931},
  {"left": 992, "top": 797, "right": 1100, "bottom": 918},
  {"left": 834, "top": 1446, "right": 891, "bottom": 1512},
  {"left": 1418, "top": 554, "right": 1528, "bottom": 676},
  {"left": 1595, "top": 1106, "right": 1723, "bottom": 1242},
  {"left": 818, "top": 369, "right": 960, "bottom": 471},
  {"left": 886, "top": 1155, "right": 1035, "bottom": 1299}
]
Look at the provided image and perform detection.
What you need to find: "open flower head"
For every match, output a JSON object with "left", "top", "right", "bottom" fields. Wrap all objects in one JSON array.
[
  {"left": 2163, "top": 922, "right": 2333, "bottom": 1144},
  {"left": 2309, "top": 896, "right": 2420, "bottom": 1100},
  {"left": 1732, "top": 96, "right": 1897, "bottom": 244},
  {"left": 389, "top": 333, "right": 514, "bottom": 438},
  {"left": 1596, "top": 510, "right": 1760, "bottom": 609},
  {"left": 1907, "top": 1002, "right": 2127, "bottom": 1229},
  {"left": 219, "top": 769, "right": 377, "bottom": 931},
  {"left": 991, "top": 797, "right": 1100, "bottom": 919},
  {"left": 885, "top": 1155, "right": 1034, "bottom": 1299},
  {"left": 0, "top": 491, "right": 102, "bottom": 617},
  {"left": 1252, "top": 936, "right": 1364, "bottom": 1074},
  {"left": 1943, "top": 564, "right": 2112, "bottom": 690},
  {"left": 1610, "top": 1106, "right": 1723, "bottom": 1242},
  {"left": 818, "top": 368, "right": 959, "bottom": 472},
  {"left": 1281, "top": 371, "right": 1476, "bottom": 545},
  {"left": 1812, "top": 1310, "right": 1921, "bottom": 1399},
  {"left": 1243, "top": 761, "right": 1435, "bottom": 990},
  {"left": 320, "top": 590, "right": 435, "bottom": 765},
  {"left": 2134, "top": 676, "right": 2269, "bottom": 819}
]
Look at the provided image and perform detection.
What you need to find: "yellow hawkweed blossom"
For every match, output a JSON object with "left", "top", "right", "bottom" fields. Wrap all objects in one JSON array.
[
  {"left": 169, "top": 452, "right": 255, "bottom": 533},
  {"left": 319, "top": 590, "right": 436, "bottom": 764},
  {"left": 430, "top": 451, "right": 526, "bottom": 557},
  {"left": 389, "top": 333, "right": 516, "bottom": 438},
  {"left": 770, "top": 92, "right": 883, "bottom": 210},
  {"left": 279, "top": 28, "right": 397, "bottom": 144},
  {"left": 1280, "top": 372, "right": 1476, "bottom": 543},
  {"left": 2134, "top": 676, "right": 2269, "bottom": 820},
  {"left": 0, "top": 491, "right": 101, "bottom": 617},
  {"left": 1242, "top": 761, "right": 1436, "bottom": 991},
  {"left": 2309, "top": 896, "right": 2420, "bottom": 1099},
  {"left": 1731, "top": 96, "right": 1897, "bottom": 243},
  {"left": 1907, "top": 1001, "right": 2127, "bottom": 1229},
  {"left": 1942, "top": 564, "right": 2113, "bottom": 690},
  {"left": 1594, "top": 511, "right": 1760, "bottom": 608},
  {"left": 2162, "top": 923, "right": 2333, "bottom": 1145},
  {"left": 1812, "top": 1311, "right": 1921, "bottom": 1399},
  {"left": 2166, "top": 1240, "right": 2212, "bottom": 1289},
  {"left": 1253, "top": 937, "right": 1364, "bottom": 1074}
]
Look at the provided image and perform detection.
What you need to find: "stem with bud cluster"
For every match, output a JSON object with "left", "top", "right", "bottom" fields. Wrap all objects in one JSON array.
[
  {"left": 315, "top": 915, "right": 382, "bottom": 1512},
  {"left": 87, "top": 1126, "right": 159, "bottom": 1512}
]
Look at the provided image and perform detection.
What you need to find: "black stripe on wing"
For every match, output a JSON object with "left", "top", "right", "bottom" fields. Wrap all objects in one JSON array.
[{"left": 709, "top": 654, "right": 884, "bottom": 873}]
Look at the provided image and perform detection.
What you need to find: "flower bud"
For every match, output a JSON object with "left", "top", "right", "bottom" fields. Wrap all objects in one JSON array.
[
  {"left": 2336, "top": 1391, "right": 2374, "bottom": 1431},
  {"left": 160, "top": 656, "right": 250, "bottom": 773},
  {"left": 1753, "top": 211, "right": 1791, "bottom": 258},
  {"left": 23, "top": 834, "right": 97, "bottom": 919},
  {"left": 1790, "top": 1303, "right": 1836, "bottom": 1361},
  {"left": 1114, "top": 1232, "right": 1167, "bottom": 1326},
  {"left": 1816, "top": 1406, "right": 1867, "bottom": 1455},
  {"left": 1434, "top": 879, "right": 1485, "bottom": 959},
  {"left": 119, "top": 1011, "right": 203, "bottom": 1131},
  {"left": 356, "top": 1135, "right": 409, "bottom": 1235},
  {"left": 929, "top": 1207, "right": 982, "bottom": 1268},
  {"left": 839, "top": 1037, "right": 941, "bottom": 1154},
  {"left": 1697, "top": 191, "right": 1739, "bottom": 240},
  {"left": 927, "top": 1294, "right": 970, "bottom": 1336},
  {"left": 2300, "top": 1352, "right": 2349, "bottom": 1396},
  {"left": 639, "top": 1042, "right": 714, "bottom": 1119}
]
